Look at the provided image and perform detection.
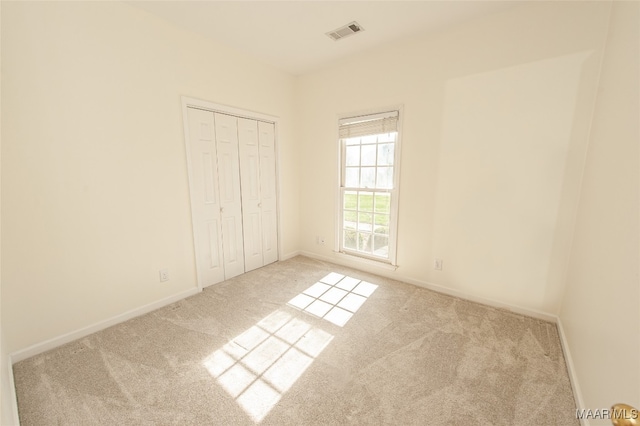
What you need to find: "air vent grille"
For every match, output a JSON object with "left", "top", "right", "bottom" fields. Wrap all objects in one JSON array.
[{"left": 326, "top": 21, "right": 364, "bottom": 41}]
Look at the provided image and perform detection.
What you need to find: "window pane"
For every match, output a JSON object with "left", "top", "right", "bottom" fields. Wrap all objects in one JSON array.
[
  {"left": 343, "top": 211, "right": 357, "bottom": 230},
  {"left": 361, "top": 168, "right": 375, "bottom": 188},
  {"left": 362, "top": 135, "right": 377, "bottom": 144},
  {"left": 358, "top": 213, "right": 372, "bottom": 231},
  {"left": 374, "top": 193, "right": 391, "bottom": 213},
  {"left": 374, "top": 225, "right": 389, "bottom": 236},
  {"left": 345, "top": 137, "right": 360, "bottom": 145},
  {"left": 378, "top": 132, "right": 396, "bottom": 143},
  {"left": 344, "top": 191, "right": 357, "bottom": 210},
  {"left": 374, "top": 214, "right": 389, "bottom": 227},
  {"left": 344, "top": 230, "right": 357, "bottom": 250},
  {"left": 361, "top": 145, "right": 376, "bottom": 166},
  {"left": 346, "top": 146, "right": 360, "bottom": 166},
  {"left": 358, "top": 192, "right": 373, "bottom": 212},
  {"left": 377, "top": 144, "right": 394, "bottom": 166},
  {"left": 345, "top": 168, "right": 359, "bottom": 187},
  {"left": 376, "top": 167, "right": 393, "bottom": 189},
  {"left": 358, "top": 232, "right": 372, "bottom": 253},
  {"left": 373, "top": 235, "right": 389, "bottom": 256}
]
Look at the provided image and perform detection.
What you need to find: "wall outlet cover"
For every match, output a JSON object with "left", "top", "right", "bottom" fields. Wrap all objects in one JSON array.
[{"left": 159, "top": 269, "right": 169, "bottom": 282}]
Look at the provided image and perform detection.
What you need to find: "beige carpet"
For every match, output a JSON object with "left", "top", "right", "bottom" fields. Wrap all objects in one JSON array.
[{"left": 14, "top": 256, "right": 578, "bottom": 425}]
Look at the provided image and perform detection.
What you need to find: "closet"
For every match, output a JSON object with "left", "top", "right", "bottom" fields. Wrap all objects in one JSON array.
[{"left": 184, "top": 104, "right": 278, "bottom": 288}]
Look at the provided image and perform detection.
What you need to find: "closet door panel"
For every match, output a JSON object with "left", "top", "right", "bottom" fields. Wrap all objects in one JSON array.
[
  {"left": 238, "top": 118, "right": 264, "bottom": 272},
  {"left": 258, "top": 121, "right": 278, "bottom": 265},
  {"left": 186, "top": 107, "right": 225, "bottom": 287},
  {"left": 247, "top": 211, "right": 262, "bottom": 257},
  {"left": 214, "top": 113, "right": 245, "bottom": 280}
]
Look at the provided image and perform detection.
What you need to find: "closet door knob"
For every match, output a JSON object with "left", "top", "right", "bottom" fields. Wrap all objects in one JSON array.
[
  {"left": 258, "top": 203, "right": 262, "bottom": 208},
  {"left": 220, "top": 207, "right": 225, "bottom": 214}
]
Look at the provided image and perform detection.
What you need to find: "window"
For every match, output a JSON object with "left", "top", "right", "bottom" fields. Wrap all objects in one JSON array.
[{"left": 338, "top": 110, "right": 400, "bottom": 265}]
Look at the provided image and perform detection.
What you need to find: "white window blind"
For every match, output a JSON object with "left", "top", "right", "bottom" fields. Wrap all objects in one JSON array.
[{"left": 338, "top": 111, "right": 398, "bottom": 139}]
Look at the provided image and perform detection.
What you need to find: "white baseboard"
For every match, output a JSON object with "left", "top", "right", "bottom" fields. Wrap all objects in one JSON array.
[
  {"left": 10, "top": 287, "right": 199, "bottom": 364},
  {"left": 7, "top": 355, "right": 20, "bottom": 426},
  {"left": 299, "top": 250, "right": 557, "bottom": 323},
  {"left": 556, "top": 317, "right": 588, "bottom": 426},
  {"left": 280, "top": 250, "right": 301, "bottom": 261},
  {"left": 400, "top": 274, "right": 557, "bottom": 323}
]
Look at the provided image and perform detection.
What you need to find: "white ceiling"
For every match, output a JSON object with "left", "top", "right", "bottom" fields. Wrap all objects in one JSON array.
[{"left": 128, "top": 1, "right": 517, "bottom": 76}]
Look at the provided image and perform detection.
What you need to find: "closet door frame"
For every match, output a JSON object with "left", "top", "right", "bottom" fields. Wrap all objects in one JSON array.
[{"left": 182, "top": 96, "right": 281, "bottom": 291}]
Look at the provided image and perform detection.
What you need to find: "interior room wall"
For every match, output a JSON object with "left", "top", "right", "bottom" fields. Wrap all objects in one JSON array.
[
  {"left": 1, "top": 1, "right": 297, "bottom": 356},
  {"left": 296, "top": 1, "right": 611, "bottom": 315},
  {"left": 0, "top": 1, "right": 13, "bottom": 422},
  {"left": 559, "top": 2, "right": 639, "bottom": 423}
]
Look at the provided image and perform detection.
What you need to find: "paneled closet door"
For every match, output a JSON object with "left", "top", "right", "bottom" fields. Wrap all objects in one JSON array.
[
  {"left": 238, "top": 118, "right": 278, "bottom": 272},
  {"left": 186, "top": 102, "right": 278, "bottom": 286},
  {"left": 237, "top": 118, "right": 264, "bottom": 272},
  {"left": 186, "top": 107, "right": 225, "bottom": 287},
  {"left": 258, "top": 121, "right": 278, "bottom": 265},
  {"left": 214, "top": 113, "right": 245, "bottom": 280}
]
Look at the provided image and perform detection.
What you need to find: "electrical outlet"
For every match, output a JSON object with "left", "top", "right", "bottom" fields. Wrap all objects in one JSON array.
[
  {"left": 159, "top": 268, "right": 169, "bottom": 282},
  {"left": 316, "top": 236, "right": 326, "bottom": 245},
  {"left": 434, "top": 258, "right": 443, "bottom": 271}
]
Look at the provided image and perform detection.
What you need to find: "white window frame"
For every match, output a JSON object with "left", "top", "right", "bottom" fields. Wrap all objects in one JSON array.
[{"left": 335, "top": 106, "right": 403, "bottom": 267}]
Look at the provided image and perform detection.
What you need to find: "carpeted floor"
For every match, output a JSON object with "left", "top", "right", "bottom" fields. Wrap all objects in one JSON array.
[{"left": 13, "top": 256, "right": 578, "bottom": 425}]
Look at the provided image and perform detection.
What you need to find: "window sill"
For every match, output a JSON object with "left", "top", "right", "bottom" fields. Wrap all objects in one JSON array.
[{"left": 333, "top": 250, "right": 398, "bottom": 271}]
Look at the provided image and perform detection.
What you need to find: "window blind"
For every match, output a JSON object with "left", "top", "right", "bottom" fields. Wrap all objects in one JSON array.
[{"left": 339, "top": 110, "right": 398, "bottom": 139}]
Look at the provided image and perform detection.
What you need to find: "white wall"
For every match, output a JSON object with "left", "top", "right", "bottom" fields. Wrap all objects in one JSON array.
[
  {"left": 0, "top": 0, "right": 7, "bottom": 418},
  {"left": 0, "top": 2, "right": 13, "bottom": 422},
  {"left": 559, "top": 2, "right": 639, "bottom": 423},
  {"left": 1, "top": 1, "right": 297, "bottom": 355},
  {"left": 296, "top": 1, "right": 611, "bottom": 315}
]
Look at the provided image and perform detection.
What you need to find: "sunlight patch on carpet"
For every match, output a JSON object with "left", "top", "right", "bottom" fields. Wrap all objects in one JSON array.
[
  {"left": 288, "top": 272, "right": 378, "bottom": 327},
  {"left": 203, "top": 310, "right": 333, "bottom": 422}
]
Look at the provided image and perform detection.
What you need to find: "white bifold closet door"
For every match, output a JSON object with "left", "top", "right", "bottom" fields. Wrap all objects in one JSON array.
[
  {"left": 212, "top": 113, "right": 245, "bottom": 280},
  {"left": 186, "top": 108, "right": 245, "bottom": 287},
  {"left": 238, "top": 118, "right": 278, "bottom": 271},
  {"left": 186, "top": 106, "right": 278, "bottom": 288}
]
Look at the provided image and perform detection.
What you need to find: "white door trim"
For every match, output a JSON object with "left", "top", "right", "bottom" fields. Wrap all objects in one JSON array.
[
  {"left": 181, "top": 96, "right": 281, "bottom": 291},
  {"left": 182, "top": 97, "right": 279, "bottom": 124}
]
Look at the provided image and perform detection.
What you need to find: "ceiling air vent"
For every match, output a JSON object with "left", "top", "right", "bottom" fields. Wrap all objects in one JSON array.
[{"left": 326, "top": 21, "right": 364, "bottom": 41}]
